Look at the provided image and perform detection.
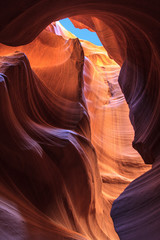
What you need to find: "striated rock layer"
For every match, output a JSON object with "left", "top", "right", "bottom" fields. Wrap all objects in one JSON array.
[
  {"left": 0, "top": 1, "right": 160, "bottom": 240},
  {"left": 0, "top": 48, "right": 105, "bottom": 240}
]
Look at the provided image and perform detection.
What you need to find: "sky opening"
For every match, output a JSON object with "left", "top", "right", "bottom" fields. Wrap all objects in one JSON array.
[{"left": 59, "top": 18, "right": 102, "bottom": 46}]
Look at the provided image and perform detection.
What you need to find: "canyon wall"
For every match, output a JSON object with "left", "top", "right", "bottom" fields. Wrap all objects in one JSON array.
[{"left": 0, "top": 1, "right": 160, "bottom": 239}]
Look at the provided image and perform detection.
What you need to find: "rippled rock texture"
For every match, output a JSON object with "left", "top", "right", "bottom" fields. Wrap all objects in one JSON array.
[{"left": 0, "top": 1, "right": 160, "bottom": 240}]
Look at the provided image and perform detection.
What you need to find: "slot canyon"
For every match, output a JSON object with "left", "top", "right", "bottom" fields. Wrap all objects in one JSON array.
[{"left": 0, "top": 1, "right": 160, "bottom": 239}]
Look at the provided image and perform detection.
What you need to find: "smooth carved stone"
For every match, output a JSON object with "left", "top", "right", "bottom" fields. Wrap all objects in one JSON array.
[
  {"left": 0, "top": 1, "right": 160, "bottom": 239},
  {"left": 111, "top": 158, "right": 160, "bottom": 240},
  {"left": 0, "top": 21, "right": 150, "bottom": 240},
  {"left": 0, "top": 43, "right": 106, "bottom": 240}
]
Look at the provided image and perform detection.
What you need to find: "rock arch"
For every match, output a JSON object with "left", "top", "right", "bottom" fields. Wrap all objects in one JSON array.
[{"left": 0, "top": 1, "right": 160, "bottom": 239}]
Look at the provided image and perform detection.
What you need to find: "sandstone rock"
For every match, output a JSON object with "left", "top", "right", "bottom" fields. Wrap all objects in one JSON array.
[{"left": 0, "top": 1, "right": 160, "bottom": 239}]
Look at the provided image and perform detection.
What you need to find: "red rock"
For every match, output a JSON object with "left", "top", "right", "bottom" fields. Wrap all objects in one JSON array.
[{"left": 0, "top": 1, "right": 160, "bottom": 240}]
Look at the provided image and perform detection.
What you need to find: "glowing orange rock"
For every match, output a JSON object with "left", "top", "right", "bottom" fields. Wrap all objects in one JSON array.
[{"left": 0, "top": 1, "right": 160, "bottom": 239}]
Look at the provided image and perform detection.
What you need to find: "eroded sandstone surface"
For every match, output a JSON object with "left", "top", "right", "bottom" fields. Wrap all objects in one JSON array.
[{"left": 0, "top": 1, "right": 160, "bottom": 239}]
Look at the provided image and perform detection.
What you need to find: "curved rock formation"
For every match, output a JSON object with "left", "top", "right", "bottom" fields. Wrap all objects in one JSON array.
[
  {"left": 0, "top": 1, "right": 160, "bottom": 240},
  {"left": 0, "top": 48, "right": 105, "bottom": 240}
]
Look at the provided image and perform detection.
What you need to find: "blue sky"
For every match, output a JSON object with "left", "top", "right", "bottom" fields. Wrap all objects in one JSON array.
[{"left": 59, "top": 18, "right": 102, "bottom": 46}]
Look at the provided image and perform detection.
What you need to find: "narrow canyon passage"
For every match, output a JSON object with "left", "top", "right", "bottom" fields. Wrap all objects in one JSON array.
[{"left": 0, "top": 1, "right": 160, "bottom": 240}]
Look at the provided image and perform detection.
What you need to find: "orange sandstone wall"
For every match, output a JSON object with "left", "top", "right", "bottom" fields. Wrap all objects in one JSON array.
[{"left": 0, "top": 1, "right": 160, "bottom": 240}]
